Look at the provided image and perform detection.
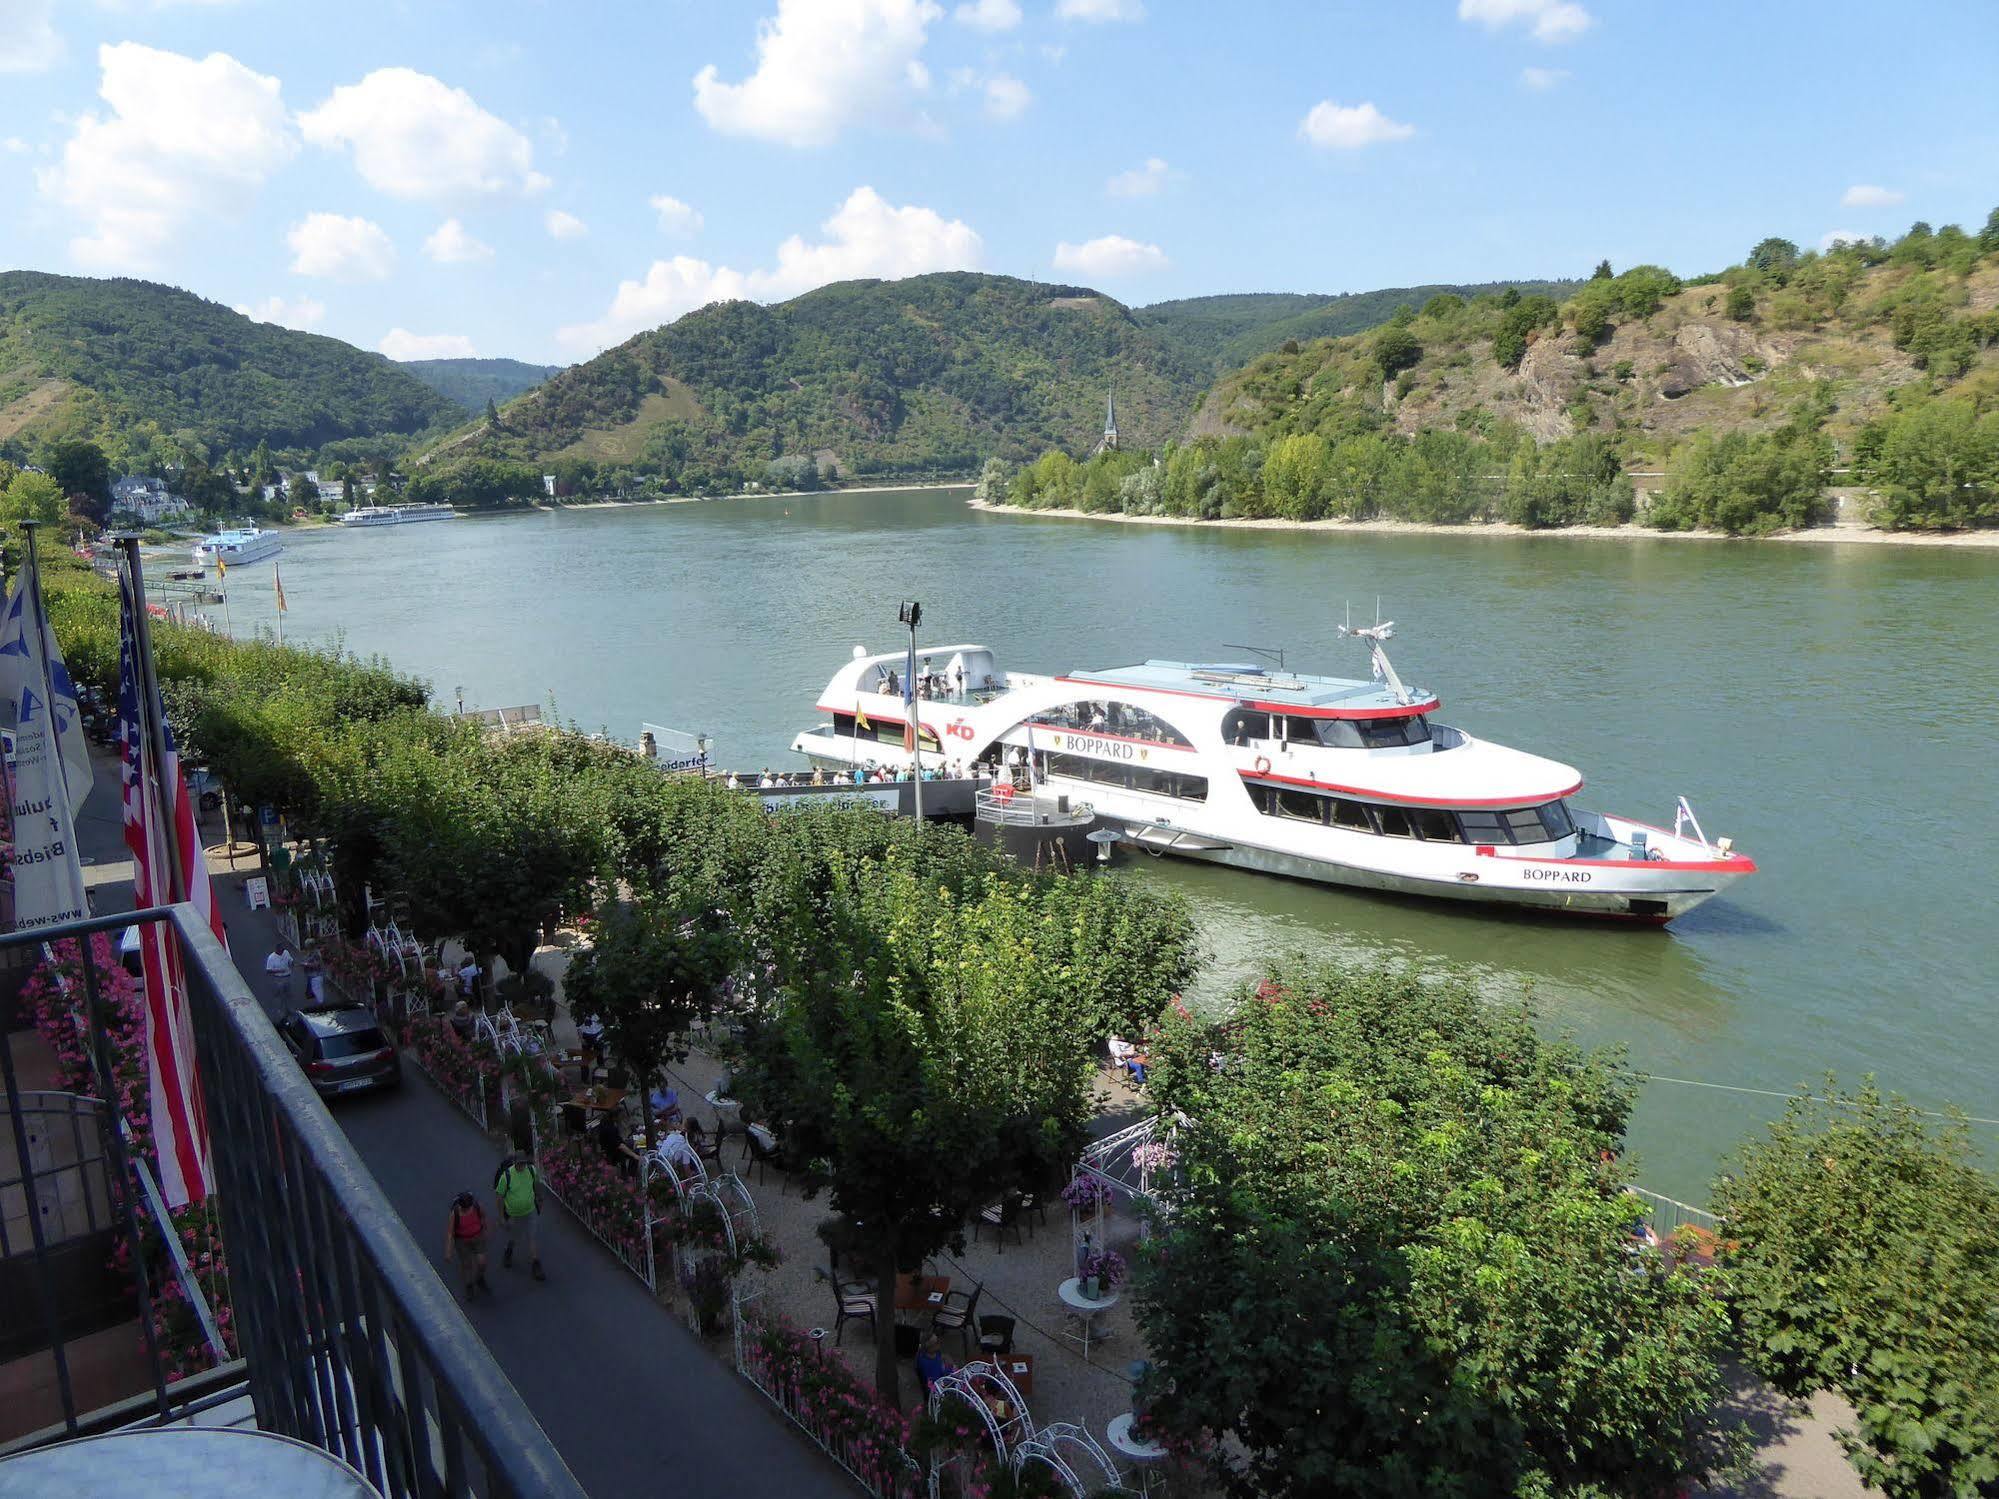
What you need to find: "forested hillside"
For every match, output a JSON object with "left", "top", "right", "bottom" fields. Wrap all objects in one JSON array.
[
  {"left": 0, "top": 272, "right": 461, "bottom": 467},
  {"left": 991, "top": 219, "right": 1999, "bottom": 534},
  {"left": 1136, "top": 280, "right": 1581, "bottom": 373},
  {"left": 413, "top": 272, "right": 1201, "bottom": 498},
  {"left": 399, "top": 357, "right": 563, "bottom": 413}
]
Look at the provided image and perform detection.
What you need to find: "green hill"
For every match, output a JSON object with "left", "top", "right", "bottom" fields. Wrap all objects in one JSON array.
[
  {"left": 399, "top": 357, "right": 563, "bottom": 413},
  {"left": 1137, "top": 281, "right": 1583, "bottom": 372},
  {"left": 0, "top": 271, "right": 461, "bottom": 462},
  {"left": 418, "top": 272, "right": 1202, "bottom": 489}
]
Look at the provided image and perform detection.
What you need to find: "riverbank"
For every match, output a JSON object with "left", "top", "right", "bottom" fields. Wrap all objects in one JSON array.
[
  {"left": 964, "top": 496, "right": 1999, "bottom": 549},
  {"left": 540, "top": 480, "right": 973, "bottom": 513}
]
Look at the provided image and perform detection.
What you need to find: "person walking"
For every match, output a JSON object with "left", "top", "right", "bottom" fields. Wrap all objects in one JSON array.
[
  {"left": 444, "top": 1190, "right": 491, "bottom": 1300},
  {"left": 264, "top": 941, "right": 295, "bottom": 1010},
  {"left": 493, "top": 1152, "right": 546, "bottom": 1281}
]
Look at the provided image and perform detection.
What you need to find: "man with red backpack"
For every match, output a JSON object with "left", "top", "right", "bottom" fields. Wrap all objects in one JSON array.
[{"left": 445, "top": 1190, "right": 491, "bottom": 1300}]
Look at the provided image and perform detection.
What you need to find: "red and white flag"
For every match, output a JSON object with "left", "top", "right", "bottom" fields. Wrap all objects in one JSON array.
[{"left": 119, "top": 566, "right": 224, "bottom": 1207}]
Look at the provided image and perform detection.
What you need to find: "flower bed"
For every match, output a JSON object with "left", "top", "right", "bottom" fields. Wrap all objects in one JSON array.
[
  {"left": 739, "top": 1316, "right": 923, "bottom": 1499},
  {"left": 23, "top": 937, "right": 239, "bottom": 1381},
  {"left": 401, "top": 1014, "right": 499, "bottom": 1125}
]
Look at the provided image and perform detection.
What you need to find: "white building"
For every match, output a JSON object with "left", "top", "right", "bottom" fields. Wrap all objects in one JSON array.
[{"left": 109, "top": 475, "right": 191, "bottom": 525}]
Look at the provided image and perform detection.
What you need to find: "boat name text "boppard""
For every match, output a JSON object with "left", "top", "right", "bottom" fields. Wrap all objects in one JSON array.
[
  {"left": 1522, "top": 867, "right": 1592, "bottom": 883},
  {"left": 1051, "top": 731, "right": 1145, "bottom": 760}
]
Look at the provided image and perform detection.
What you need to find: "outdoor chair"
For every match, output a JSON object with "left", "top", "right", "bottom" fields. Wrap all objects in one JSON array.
[
  {"left": 834, "top": 1279, "right": 877, "bottom": 1345},
  {"left": 1018, "top": 1190, "right": 1047, "bottom": 1235},
  {"left": 932, "top": 1282, "right": 982, "bottom": 1353},
  {"left": 976, "top": 1314, "right": 1016, "bottom": 1359},
  {"left": 975, "top": 1193, "right": 1023, "bottom": 1252},
  {"left": 742, "top": 1127, "right": 784, "bottom": 1191}
]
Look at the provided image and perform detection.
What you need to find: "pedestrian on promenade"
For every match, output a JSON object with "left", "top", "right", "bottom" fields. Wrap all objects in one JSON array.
[
  {"left": 445, "top": 1190, "right": 491, "bottom": 1300},
  {"left": 494, "top": 1152, "right": 546, "bottom": 1281},
  {"left": 264, "top": 941, "right": 295, "bottom": 1008},
  {"left": 300, "top": 941, "right": 325, "bottom": 1003}
]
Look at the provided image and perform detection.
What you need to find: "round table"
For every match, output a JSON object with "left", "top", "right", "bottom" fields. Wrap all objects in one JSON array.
[
  {"left": 0, "top": 1428, "right": 382, "bottom": 1498},
  {"left": 1057, "top": 1276, "right": 1120, "bottom": 1360},
  {"left": 1106, "top": 1413, "right": 1167, "bottom": 1496}
]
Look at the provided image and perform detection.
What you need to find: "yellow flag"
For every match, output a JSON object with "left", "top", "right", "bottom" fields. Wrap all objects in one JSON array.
[
  {"left": 274, "top": 563, "right": 287, "bottom": 613},
  {"left": 855, "top": 703, "right": 871, "bottom": 731},
  {"left": 215, "top": 555, "right": 227, "bottom": 578}
]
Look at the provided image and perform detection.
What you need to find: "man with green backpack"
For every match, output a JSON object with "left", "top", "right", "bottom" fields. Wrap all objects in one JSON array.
[{"left": 493, "top": 1152, "right": 546, "bottom": 1281}]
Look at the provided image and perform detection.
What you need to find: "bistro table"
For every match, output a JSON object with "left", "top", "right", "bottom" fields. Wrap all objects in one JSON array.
[
  {"left": 568, "top": 1087, "right": 628, "bottom": 1115},
  {"left": 992, "top": 1352, "right": 1034, "bottom": 1397},
  {"left": 1106, "top": 1413, "right": 1167, "bottom": 1496},
  {"left": 1057, "top": 1277, "right": 1120, "bottom": 1361},
  {"left": 893, "top": 1274, "right": 952, "bottom": 1316}
]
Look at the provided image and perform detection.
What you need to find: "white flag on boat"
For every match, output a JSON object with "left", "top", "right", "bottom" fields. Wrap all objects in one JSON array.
[{"left": 0, "top": 563, "right": 93, "bottom": 929}]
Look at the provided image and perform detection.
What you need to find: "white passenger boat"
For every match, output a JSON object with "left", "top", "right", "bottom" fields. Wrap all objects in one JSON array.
[
  {"left": 340, "top": 503, "right": 455, "bottom": 527},
  {"left": 790, "top": 627, "right": 1756, "bottom": 923},
  {"left": 191, "top": 527, "right": 282, "bottom": 566}
]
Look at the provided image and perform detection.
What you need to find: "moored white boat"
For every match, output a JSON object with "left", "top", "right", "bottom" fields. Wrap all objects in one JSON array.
[
  {"left": 789, "top": 627, "right": 1756, "bottom": 923},
  {"left": 341, "top": 503, "right": 455, "bottom": 527},
  {"left": 191, "top": 526, "right": 282, "bottom": 566}
]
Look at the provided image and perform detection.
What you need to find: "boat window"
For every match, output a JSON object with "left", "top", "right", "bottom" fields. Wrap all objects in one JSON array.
[
  {"left": 1311, "top": 719, "right": 1366, "bottom": 749},
  {"left": 1457, "top": 810, "right": 1507, "bottom": 844},
  {"left": 1330, "top": 798, "right": 1373, "bottom": 831},
  {"left": 1539, "top": 801, "right": 1575, "bottom": 840},
  {"left": 1281, "top": 717, "right": 1323, "bottom": 745},
  {"left": 1276, "top": 789, "right": 1326, "bottom": 823},
  {"left": 1411, "top": 808, "right": 1460, "bottom": 842},
  {"left": 1219, "top": 708, "right": 1270, "bottom": 745},
  {"left": 1048, "top": 753, "right": 1205, "bottom": 802},
  {"left": 1033, "top": 701, "right": 1192, "bottom": 748},
  {"left": 1375, "top": 806, "right": 1416, "bottom": 839},
  {"left": 1503, "top": 808, "right": 1551, "bottom": 842},
  {"left": 1354, "top": 715, "right": 1433, "bottom": 749}
]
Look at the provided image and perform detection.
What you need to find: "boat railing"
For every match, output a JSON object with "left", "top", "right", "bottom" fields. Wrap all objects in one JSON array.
[
  {"left": 1628, "top": 1185, "right": 1719, "bottom": 1236},
  {"left": 975, "top": 785, "right": 1092, "bottom": 827}
]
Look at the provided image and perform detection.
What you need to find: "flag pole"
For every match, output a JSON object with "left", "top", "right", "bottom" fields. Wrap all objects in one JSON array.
[
  {"left": 116, "top": 536, "right": 190, "bottom": 906},
  {"left": 272, "top": 564, "right": 284, "bottom": 645}
]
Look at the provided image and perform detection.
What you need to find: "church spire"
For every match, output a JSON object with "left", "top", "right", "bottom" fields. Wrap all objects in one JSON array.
[{"left": 1101, "top": 386, "right": 1119, "bottom": 453}]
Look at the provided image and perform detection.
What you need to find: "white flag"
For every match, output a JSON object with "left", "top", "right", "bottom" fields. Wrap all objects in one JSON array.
[{"left": 0, "top": 569, "right": 91, "bottom": 929}]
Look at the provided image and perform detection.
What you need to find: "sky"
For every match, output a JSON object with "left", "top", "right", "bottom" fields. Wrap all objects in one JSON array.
[{"left": 1, "top": 0, "right": 1994, "bottom": 367}]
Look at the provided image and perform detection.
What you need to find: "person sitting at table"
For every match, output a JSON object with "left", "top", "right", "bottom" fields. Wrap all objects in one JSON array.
[
  {"left": 449, "top": 1000, "right": 476, "bottom": 1042},
  {"left": 686, "top": 1116, "right": 721, "bottom": 1163},
  {"left": 914, "top": 1334, "right": 954, "bottom": 1397},
  {"left": 592, "top": 1112, "right": 638, "bottom": 1178},
  {"left": 649, "top": 1084, "right": 681, "bottom": 1127},
  {"left": 575, "top": 1010, "right": 605, "bottom": 1072},
  {"left": 1107, "top": 1034, "right": 1146, "bottom": 1083},
  {"left": 658, "top": 1123, "right": 701, "bottom": 1177}
]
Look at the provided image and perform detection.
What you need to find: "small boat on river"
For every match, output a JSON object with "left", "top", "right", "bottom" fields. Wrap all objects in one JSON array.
[
  {"left": 790, "top": 625, "right": 1755, "bottom": 923},
  {"left": 191, "top": 527, "right": 282, "bottom": 566}
]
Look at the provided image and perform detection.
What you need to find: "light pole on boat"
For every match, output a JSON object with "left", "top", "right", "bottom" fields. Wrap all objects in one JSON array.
[{"left": 898, "top": 600, "right": 924, "bottom": 825}]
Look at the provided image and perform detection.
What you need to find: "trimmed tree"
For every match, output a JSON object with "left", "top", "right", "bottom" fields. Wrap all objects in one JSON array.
[
  {"left": 1134, "top": 960, "right": 1736, "bottom": 1498},
  {"left": 1714, "top": 1082, "right": 1999, "bottom": 1498}
]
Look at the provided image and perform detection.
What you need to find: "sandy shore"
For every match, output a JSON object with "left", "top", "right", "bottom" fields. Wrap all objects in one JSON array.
[
  {"left": 963, "top": 496, "right": 1999, "bottom": 549},
  {"left": 539, "top": 481, "right": 973, "bottom": 513}
]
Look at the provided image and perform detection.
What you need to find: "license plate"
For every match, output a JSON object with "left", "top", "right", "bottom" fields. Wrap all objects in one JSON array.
[{"left": 337, "top": 1078, "right": 374, "bottom": 1093}]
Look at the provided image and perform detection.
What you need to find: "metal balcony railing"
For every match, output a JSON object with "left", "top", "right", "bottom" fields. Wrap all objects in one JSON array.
[{"left": 0, "top": 906, "right": 585, "bottom": 1499}]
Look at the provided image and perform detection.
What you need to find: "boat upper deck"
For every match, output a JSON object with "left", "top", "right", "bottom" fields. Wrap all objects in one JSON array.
[{"left": 1063, "top": 660, "right": 1435, "bottom": 719}]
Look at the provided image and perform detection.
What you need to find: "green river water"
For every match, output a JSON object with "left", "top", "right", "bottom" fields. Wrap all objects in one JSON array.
[{"left": 213, "top": 488, "right": 1999, "bottom": 1200}]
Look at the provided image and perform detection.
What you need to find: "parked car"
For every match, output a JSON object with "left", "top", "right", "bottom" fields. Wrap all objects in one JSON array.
[{"left": 279, "top": 1003, "right": 402, "bottom": 1098}]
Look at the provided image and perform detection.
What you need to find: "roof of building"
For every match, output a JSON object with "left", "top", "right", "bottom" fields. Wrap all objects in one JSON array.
[{"left": 1062, "top": 659, "right": 1436, "bottom": 718}]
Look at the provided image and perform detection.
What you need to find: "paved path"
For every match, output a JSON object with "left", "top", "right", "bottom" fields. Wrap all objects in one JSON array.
[{"left": 72, "top": 755, "right": 850, "bottom": 1499}]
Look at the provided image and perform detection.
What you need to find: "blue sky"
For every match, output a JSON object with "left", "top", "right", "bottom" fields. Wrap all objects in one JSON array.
[{"left": 2, "top": 0, "right": 1994, "bottom": 366}]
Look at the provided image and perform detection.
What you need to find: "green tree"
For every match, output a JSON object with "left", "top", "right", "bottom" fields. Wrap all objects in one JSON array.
[
  {"left": 1136, "top": 960, "right": 1734, "bottom": 1499},
  {"left": 1262, "top": 432, "right": 1332, "bottom": 520},
  {"left": 1749, "top": 236, "right": 1801, "bottom": 276},
  {"left": 1726, "top": 283, "right": 1757, "bottom": 321},
  {"left": 484, "top": 396, "right": 502, "bottom": 430},
  {"left": 1714, "top": 1083, "right": 1999, "bottom": 1499},
  {"left": 1591, "top": 257, "right": 1614, "bottom": 279},
  {"left": 43, "top": 439, "right": 113, "bottom": 521},
  {"left": 1862, "top": 397, "right": 1999, "bottom": 530},
  {"left": 0, "top": 471, "right": 68, "bottom": 527},
  {"left": 1649, "top": 429, "right": 1829, "bottom": 535},
  {"left": 1373, "top": 324, "right": 1421, "bottom": 380},
  {"left": 1979, "top": 206, "right": 1999, "bottom": 254},
  {"left": 972, "top": 455, "right": 1009, "bottom": 505}
]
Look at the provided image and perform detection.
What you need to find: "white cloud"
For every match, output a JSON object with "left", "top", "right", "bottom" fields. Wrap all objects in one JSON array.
[
  {"left": 1820, "top": 228, "right": 1868, "bottom": 250},
  {"left": 1520, "top": 66, "right": 1570, "bottom": 90},
  {"left": 545, "top": 208, "right": 587, "bottom": 239},
  {"left": 1052, "top": 234, "right": 1168, "bottom": 277},
  {"left": 1106, "top": 155, "right": 1169, "bottom": 197},
  {"left": 953, "top": 0, "right": 1020, "bottom": 30},
  {"left": 379, "top": 329, "right": 477, "bottom": 361},
  {"left": 2, "top": 137, "right": 30, "bottom": 154},
  {"left": 1459, "top": 0, "right": 1591, "bottom": 43},
  {"left": 422, "top": 217, "right": 493, "bottom": 264},
  {"left": 286, "top": 212, "right": 395, "bottom": 281},
  {"left": 1841, "top": 183, "right": 1904, "bottom": 209},
  {"left": 1057, "top": 0, "right": 1143, "bottom": 19},
  {"left": 983, "top": 74, "right": 1031, "bottom": 120},
  {"left": 906, "top": 58, "right": 932, "bottom": 90},
  {"left": 232, "top": 295, "right": 326, "bottom": 331},
  {"left": 1298, "top": 100, "right": 1414, "bottom": 150},
  {"left": 301, "top": 68, "right": 543, "bottom": 198},
  {"left": 693, "top": 0, "right": 941, "bottom": 148},
  {"left": 0, "top": 0, "right": 61, "bottom": 72},
  {"left": 650, "top": 194, "right": 704, "bottom": 237},
  {"left": 38, "top": 44, "right": 296, "bottom": 270},
  {"left": 558, "top": 185, "right": 980, "bottom": 355}
]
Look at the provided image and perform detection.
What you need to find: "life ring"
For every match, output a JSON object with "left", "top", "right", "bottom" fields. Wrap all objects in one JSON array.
[
  {"left": 1252, "top": 756, "right": 1272, "bottom": 776},
  {"left": 994, "top": 782, "right": 1016, "bottom": 802}
]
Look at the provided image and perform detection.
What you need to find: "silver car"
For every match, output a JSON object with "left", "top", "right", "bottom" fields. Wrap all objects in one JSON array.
[{"left": 280, "top": 1004, "right": 403, "bottom": 1099}]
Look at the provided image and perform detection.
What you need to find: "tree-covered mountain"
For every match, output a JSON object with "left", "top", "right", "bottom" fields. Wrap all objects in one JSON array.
[
  {"left": 1136, "top": 281, "right": 1583, "bottom": 372},
  {"left": 0, "top": 271, "right": 461, "bottom": 466},
  {"left": 399, "top": 357, "right": 563, "bottom": 413},
  {"left": 418, "top": 272, "right": 1201, "bottom": 489}
]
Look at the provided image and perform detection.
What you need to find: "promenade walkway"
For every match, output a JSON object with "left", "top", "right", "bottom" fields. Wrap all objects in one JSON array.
[{"left": 72, "top": 754, "right": 850, "bottom": 1499}]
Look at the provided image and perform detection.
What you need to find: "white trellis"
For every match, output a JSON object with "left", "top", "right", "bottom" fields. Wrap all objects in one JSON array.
[
  {"left": 362, "top": 883, "right": 428, "bottom": 980},
  {"left": 679, "top": 1169, "right": 764, "bottom": 1335},
  {"left": 1011, "top": 1421, "right": 1130, "bottom": 1497},
  {"left": 640, "top": 1144, "right": 709, "bottom": 1292},
  {"left": 925, "top": 1360, "right": 1033, "bottom": 1498},
  {"left": 1070, "top": 1114, "right": 1183, "bottom": 1265}
]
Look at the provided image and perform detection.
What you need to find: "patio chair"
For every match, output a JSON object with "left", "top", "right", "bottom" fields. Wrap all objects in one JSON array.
[
  {"left": 931, "top": 1282, "right": 982, "bottom": 1354},
  {"left": 975, "top": 1193, "right": 1023, "bottom": 1252},
  {"left": 742, "top": 1126, "right": 784, "bottom": 1191},
  {"left": 976, "top": 1314, "right": 1016, "bottom": 1359},
  {"left": 1018, "top": 1190, "right": 1047, "bottom": 1235},
  {"left": 834, "top": 1279, "right": 877, "bottom": 1346}
]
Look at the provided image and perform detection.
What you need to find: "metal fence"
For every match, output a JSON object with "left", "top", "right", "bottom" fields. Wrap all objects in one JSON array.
[{"left": 0, "top": 906, "right": 586, "bottom": 1499}]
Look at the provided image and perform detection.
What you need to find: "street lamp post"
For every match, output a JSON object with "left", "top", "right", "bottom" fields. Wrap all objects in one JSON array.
[{"left": 898, "top": 600, "right": 923, "bottom": 825}]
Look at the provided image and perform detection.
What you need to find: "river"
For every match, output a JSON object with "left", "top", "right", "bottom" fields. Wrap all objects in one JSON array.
[{"left": 213, "top": 488, "right": 1999, "bottom": 1200}]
